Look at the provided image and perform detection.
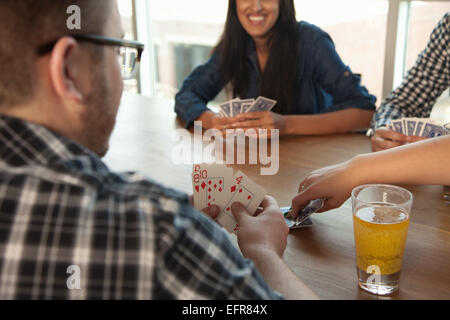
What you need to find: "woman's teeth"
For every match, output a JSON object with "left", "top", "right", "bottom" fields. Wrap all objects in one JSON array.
[{"left": 249, "top": 15, "right": 265, "bottom": 22}]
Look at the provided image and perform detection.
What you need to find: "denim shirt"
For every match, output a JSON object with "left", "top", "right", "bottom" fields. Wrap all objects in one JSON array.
[{"left": 175, "top": 21, "right": 376, "bottom": 127}]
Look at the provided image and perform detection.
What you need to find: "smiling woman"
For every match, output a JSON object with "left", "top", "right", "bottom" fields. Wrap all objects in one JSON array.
[
  {"left": 236, "top": 0, "right": 280, "bottom": 48},
  {"left": 217, "top": 0, "right": 299, "bottom": 115},
  {"left": 174, "top": 0, "right": 376, "bottom": 136}
]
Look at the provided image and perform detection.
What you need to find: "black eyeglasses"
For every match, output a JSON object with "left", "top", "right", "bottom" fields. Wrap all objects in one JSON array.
[{"left": 37, "top": 34, "right": 145, "bottom": 80}]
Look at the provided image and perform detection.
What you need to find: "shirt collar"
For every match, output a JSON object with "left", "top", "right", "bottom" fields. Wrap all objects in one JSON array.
[{"left": 0, "top": 114, "right": 100, "bottom": 168}]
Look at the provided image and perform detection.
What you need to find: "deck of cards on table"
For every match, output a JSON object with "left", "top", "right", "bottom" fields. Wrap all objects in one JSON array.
[
  {"left": 387, "top": 118, "right": 447, "bottom": 138},
  {"left": 218, "top": 96, "right": 277, "bottom": 117}
]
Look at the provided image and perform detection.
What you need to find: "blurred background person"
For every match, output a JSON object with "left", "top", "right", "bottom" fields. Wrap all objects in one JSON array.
[
  {"left": 175, "top": 0, "right": 376, "bottom": 136},
  {"left": 290, "top": 135, "right": 450, "bottom": 215},
  {"left": 369, "top": 12, "right": 449, "bottom": 152}
]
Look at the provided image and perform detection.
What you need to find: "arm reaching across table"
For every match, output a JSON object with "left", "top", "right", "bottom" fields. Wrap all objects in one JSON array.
[{"left": 290, "top": 135, "right": 450, "bottom": 215}]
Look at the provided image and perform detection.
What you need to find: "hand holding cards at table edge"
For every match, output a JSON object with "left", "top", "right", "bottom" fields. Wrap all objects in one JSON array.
[
  {"left": 370, "top": 117, "right": 448, "bottom": 152},
  {"left": 371, "top": 127, "right": 425, "bottom": 152},
  {"left": 214, "top": 111, "right": 287, "bottom": 137},
  {"left": 198, "top": 96, "right": 287, "bottom": 136}
]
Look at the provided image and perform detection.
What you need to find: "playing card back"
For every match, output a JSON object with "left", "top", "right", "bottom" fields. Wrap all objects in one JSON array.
[
  {"left": 391, "top": 120, "right": 404, "bottom": 134},
  {"left": 414, "top": 120, "right": 425, "bottom": 136},
  {"left": 281, "top": 207, "right": 313, "bottom": 229},
  {"left": 247, "top": 96, "right": 277, "bottom": 113},
  {"left": 230, "top": 99, "right": 242, "bottom": 117},
  {"left": 421, "top": 122, "right": 445, "bottom": 138},
  {"left": 406, "top": 118, "right": 417, "bottom": 136},
  {"left": 295, "top": 198, "right": 324, "bottom": 224},
  {"left": 241, "top": 103, "right": 253, "bottom": 113},
  {"left": 219, "top": 102, "right": 232, "bottom": 117}
]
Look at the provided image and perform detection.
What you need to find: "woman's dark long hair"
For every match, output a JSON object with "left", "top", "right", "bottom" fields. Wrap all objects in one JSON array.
[{"left": 214, "top": 0, "right": 300, "bottom": 114}]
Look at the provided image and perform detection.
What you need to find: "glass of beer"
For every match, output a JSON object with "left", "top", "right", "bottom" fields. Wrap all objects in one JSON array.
[{"left": 352, "top": 184, "right": 413, "bottom": 295}]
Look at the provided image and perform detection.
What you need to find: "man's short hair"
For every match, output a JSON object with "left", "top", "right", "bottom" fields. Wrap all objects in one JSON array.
[{"left": 0, "top": 0, "right": 113, "bottom": 108}]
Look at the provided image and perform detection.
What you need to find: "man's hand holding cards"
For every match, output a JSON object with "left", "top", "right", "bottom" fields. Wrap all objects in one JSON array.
[
  {"left": 192, "top": 164, "right": 319, "bottom": 233},
  {"left": 192, "top": 164, "right": 266, "bottom": 233}
]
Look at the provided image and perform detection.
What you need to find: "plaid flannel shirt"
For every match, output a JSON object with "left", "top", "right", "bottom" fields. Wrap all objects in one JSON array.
[
  {"left": 0, "top": 115, "right": 282, "bottom": 300},
  {"left": 372, "top": 12, "right": 450, "bottom": 130}
]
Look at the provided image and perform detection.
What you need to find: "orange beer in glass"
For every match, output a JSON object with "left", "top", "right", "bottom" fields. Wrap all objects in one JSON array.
[{"left": 352, "top": 184, "right": 413, "bottom": 295}]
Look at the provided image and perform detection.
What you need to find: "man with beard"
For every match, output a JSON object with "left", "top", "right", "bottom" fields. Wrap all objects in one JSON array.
[{"left": 0, "top": 0, "right": 316, "bottom": 300}]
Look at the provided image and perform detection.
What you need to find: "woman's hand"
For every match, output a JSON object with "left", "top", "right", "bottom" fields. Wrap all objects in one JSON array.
[
  {"left": 214, "top": 111, "right": 287, "bottom": 137},
  {"left": 371, "top": 127, "right": 427, "bottom": 152},
  {"left": 289, "top": 158, "right": 363, "bottom": 217},
  {"left": 195, "top": 111, "right": 243, "bottom": 134}
]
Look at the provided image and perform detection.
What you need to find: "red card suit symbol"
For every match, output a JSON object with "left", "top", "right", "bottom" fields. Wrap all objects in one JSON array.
[
  {"left": 219, "top": 187, "right": 222, "bottom": 192},
  {"left": 195, "top": 185, "right": 199, "bottom": 192},
  {"left": 201, "top": 182, "right": 206, "bottom": 189},
  {"left": 231, "top": 186, "right": 236, "bottom": 193},
  {"left": 214, "top": 184, "right": 217, "bottom": 189},
  {"left": 248, "top": 195, "right": 251, "bottom": 199},
  {"left": 239, "top": 188, "right": 242, "bottom": 193}
]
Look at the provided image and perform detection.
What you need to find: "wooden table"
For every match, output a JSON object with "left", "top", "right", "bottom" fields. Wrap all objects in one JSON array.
[{"left": 104, "top": 93, "right": 450, "bottom": 300}]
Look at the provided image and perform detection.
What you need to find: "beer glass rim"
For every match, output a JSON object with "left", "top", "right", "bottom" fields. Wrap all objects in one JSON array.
[{"left": 351, "top": 184, "right": 413, "bottom": 207}]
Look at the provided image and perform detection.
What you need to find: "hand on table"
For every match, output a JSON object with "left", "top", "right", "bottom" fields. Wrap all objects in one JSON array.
[
  {"left": 371, "top": 127, "right": 427, "bottom": 152},
  {"left": 231, "top": 196, "right": 288, "bottom": 259}
]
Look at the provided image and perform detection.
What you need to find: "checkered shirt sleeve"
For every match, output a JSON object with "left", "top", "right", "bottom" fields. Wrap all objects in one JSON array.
[{"left": 372, "top": 12, "right": 450, "bottom": 130}]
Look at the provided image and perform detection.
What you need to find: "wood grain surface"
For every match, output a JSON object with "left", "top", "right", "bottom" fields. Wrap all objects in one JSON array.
[{"left": 104, "top": 93, "right": 450, "bottom": 300}]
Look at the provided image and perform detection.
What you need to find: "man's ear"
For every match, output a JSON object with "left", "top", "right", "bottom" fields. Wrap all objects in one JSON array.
[{"left": 48, "top": 36, "right": 84, "bottom": 104}]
